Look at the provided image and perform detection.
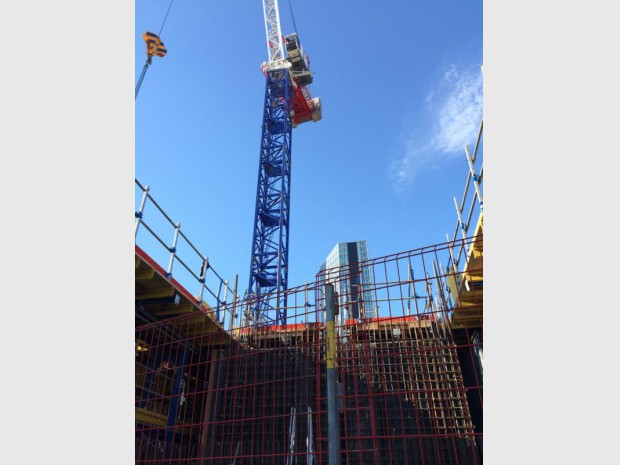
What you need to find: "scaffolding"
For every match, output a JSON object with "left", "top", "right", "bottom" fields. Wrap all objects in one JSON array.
[
  {"left": 445, "top": 120, "right": 483, "bottom": 331},
  {"left": 135, "top": 234, "right": 483, "bottom": 465}
]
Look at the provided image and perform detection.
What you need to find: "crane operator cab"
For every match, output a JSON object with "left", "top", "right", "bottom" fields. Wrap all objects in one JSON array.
[{"left": 285, "top": 33, "right": 313, "bottom": 87}]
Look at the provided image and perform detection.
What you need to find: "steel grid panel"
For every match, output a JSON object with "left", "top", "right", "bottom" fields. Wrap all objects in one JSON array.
[{"left": 136, "top": 235, "right": 483, "bottom": 465}]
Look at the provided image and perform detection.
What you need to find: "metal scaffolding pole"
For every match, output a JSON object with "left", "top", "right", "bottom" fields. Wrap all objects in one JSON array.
[{"left": 325, "top": 283, "right": 341, "bottom": 465}]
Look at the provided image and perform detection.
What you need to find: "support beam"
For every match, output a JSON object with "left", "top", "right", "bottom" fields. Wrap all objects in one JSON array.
[
  {"left": 325, "top": 283, "right": 341, "bottom": 465},
  {"left": 136, "top": 288, "right": 176, "bottom": 301},
  {"left": 136, "top": 269, "right": 156, "bottom": 282},
  {"left": 135, "top": 407, "right": 167, "bottom": 427},
  {"left": 199, "top": 349, "right": 220, "bottom": 463},
  {"left": 154, "top": 304, "right": 195, "bottom": 317},
  {"left": 165, "top": 348, "right": 190, "bottom": 458}
]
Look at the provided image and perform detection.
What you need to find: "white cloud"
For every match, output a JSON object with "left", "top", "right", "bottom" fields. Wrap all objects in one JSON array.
[
  {"left": 442, "top": 64, "right": 458, "bottom": 84},
  {"left": 391, "top": 135, "right": 434, "bottom": 190},
  {"left": 392, "top": 65, "right": 482, "bottom": 189},
  {"left": 433, "top": 68, "right": 482, "bottom": 153}
]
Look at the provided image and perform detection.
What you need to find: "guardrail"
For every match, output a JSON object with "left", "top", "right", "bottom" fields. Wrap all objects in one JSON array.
[
  {"left": 134, "top": 179, "right": 239, "bottom": 329},
  {"left": 447, "top": 119, "right": 483, "bottom": 272}
]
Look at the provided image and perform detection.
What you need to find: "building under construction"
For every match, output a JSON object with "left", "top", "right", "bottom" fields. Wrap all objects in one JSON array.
[
  {"left": 134, "top": 120, "right": 483, "bottom": 465},
  {"left": 135, "top": 1, "right": 482, "bottom": 462}
]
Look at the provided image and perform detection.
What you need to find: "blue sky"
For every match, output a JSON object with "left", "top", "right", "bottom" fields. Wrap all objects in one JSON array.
[{"left": 135, "top": 0, "right": 483, "bottom": 296}]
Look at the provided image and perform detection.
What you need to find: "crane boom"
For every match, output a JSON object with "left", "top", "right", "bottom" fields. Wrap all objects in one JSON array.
[{"left": 262, "top": 0, "right": 285, "bottom": 67}]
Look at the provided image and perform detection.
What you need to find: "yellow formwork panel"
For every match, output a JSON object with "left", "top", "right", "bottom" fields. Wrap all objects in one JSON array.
[
  {"left": 450, "top": 212, "right": 483, "bottom": 328},
  {"left": 135, "top": 407, "right": 167, "bottom": 427}
]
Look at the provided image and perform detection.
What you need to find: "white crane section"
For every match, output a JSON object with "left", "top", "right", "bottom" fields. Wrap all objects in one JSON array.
[{"left": 262, "top": 0, "right": 286, "bottom": 69}]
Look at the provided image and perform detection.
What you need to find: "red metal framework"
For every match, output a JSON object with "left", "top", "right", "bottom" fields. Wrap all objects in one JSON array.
[
  {"left": 135, "top": 235, "right": 483, "bottom": 464},
  {"left": 291, "top": 83, "right": 315, "bottom": 125}
]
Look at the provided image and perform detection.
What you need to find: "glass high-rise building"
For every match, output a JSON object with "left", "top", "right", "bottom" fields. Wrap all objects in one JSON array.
[{"left": 319, "top": 240, "right": 376, "bottom": 324}]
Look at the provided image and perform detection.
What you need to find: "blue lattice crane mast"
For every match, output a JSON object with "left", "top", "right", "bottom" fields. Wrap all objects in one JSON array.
[{"left": 247, "top": 0, "right": 321, "bottom": 326}]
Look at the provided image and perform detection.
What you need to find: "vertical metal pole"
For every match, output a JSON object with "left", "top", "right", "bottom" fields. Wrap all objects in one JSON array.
[
  {"left": 198, "top": 349, "right": 219, "bottom": 464},
  {"left": 446, "top": 233, "right": 458, "bottom": 272},
  {"left": 407, "top": 265, "right": 413, "bottom": 316},
  {"left": 223, "top": 280, "right": 229, "bottom": 304},
  {"left": 304, "top": 281, "right": 309, "bottom": 325},
  {"left": 216, "top": 280, "right": 223, "bottom": 322},
  {"left": 221, "top": 280, "right": 229, "bottom": 326},
  {"left": 465, "top": 146, "right": 484, "bottom": 211},
  {"left": 307, "top": 406, "right": 314, "bottom": 465},
  {"left": 135, "top": 185, "right": 150, "bottom": 238},
  {"left": 453, "top": 196, "right": 468, "bottom": 266},
  {"left": 432, "top": 260, "right": 448, "bottom": 316},
  {"left": 438, "top": 261, "right": 452, "bottom": 312},
  {"left": 325, "top": 284, "right": 341, "bottom": 465},
  {"left": 198, "top": 258, "right": 208, "bottom": 305},
  {"left": 287, "top": 406, "right": 296, "bottom": 465},
  {"left": 230, "top": 274, "right": 239, "bottom": 330},
  {"left": 454, "top": 197, "right": 468, "bottom": 241},
  {"left": 231, "top": 442, "right": 241, "bottom": 465},
  {"left": 167, "top": 222, "right": 181, "bottom": 277},
  {"left": 165, "top": 348, "right": 189, "bottom": 460}
]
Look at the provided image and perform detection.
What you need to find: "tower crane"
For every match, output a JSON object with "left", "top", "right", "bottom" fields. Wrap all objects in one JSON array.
[{"left": 247, "top": 0, "right": 321, "bottom": 325}]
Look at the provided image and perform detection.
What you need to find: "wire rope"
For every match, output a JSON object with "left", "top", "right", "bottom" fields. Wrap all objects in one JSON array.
[
  {"left": 158, "top": 0, "right": 175, "bottom": 37},
  {"left": 287, "top": 0, "right": 299, "bottom": 35}
]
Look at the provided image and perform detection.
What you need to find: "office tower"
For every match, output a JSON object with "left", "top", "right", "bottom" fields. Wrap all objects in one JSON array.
[{"left": 320, "top": 240, "right": 376, "bottom": 324}]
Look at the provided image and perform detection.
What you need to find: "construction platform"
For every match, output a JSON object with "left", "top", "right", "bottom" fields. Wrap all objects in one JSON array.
[{"left": 135, "top": 244, "right": 229, "bottom": 338}]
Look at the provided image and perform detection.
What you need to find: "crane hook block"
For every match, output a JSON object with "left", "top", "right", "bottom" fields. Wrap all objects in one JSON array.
[{"left": 143, "top": 31, "right": 167, "bottom": 58}]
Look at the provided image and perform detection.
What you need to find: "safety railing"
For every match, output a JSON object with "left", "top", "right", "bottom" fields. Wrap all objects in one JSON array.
[
  {"left": 233, "top": 234, "right": 480, "bottom": 333},
  {"left": 135, "top": 179, "right": 239, "bottom": 328},
  {"left": 446, "top": 119, "right": 483, "bottom": 294}
]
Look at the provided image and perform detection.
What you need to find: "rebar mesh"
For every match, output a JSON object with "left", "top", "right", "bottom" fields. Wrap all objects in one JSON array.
[{"left": 136, "top": 236, "right": 483, "bottom": 464}]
